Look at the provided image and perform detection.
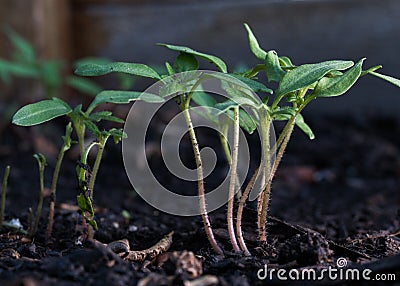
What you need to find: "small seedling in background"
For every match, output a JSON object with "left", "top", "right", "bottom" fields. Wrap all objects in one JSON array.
[
  {"left": 27, "top": 207, "right": 33, "bottom": 237},
  {"left": 121, "top": 210, "right": 131, "bottom": 225},
  {"left": 27, "top": 153, "right": 46, "bottom": 238},
  {"left": 12, "top": 68, "right": 164, "bottom": 239},
  {"left": 0, "top": 165, "right": 11, "bottom": 230}
]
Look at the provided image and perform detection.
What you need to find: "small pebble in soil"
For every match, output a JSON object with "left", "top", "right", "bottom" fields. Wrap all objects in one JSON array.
[{"left": 8, "top": 218, "right": 23, "bottom": 229}]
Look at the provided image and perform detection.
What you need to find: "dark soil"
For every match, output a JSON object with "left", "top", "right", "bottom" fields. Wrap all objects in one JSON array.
[{"left": 0, "top": 114, "right": 399, "bottom": 285}]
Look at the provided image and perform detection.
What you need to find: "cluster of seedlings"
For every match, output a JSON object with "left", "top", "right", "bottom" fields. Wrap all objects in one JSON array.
[{"left": 2, "top": 24, "right": 400, "bottom": 258}]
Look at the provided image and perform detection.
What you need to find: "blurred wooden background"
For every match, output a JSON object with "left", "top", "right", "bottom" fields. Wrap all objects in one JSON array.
[{"left": 0, "top": 0, "right": 400, "bottom": 116}]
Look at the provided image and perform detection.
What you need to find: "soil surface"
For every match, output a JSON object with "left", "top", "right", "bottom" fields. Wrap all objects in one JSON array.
[{"left": 0, "top": 114, "right": 399, "bottom": 285}]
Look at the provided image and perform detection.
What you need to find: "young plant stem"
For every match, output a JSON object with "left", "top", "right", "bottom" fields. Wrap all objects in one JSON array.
[
  {"left": 31, "top": 154, "right": 46, "bottom": 238},
  {"left": 219, "top": 124, "right": 242, "bottom": 199},
  {"left": 274, "top": 90, "right": 308, "bottom": 151},
  {"left": 275, "top": 117, "right": 295, "bottom": 151},
  {"left": 88, "top": 136, "right": 108, "bottom": 199},
  {"left": 0, "top": 165, "right": 11, "bottom": 229},
  {"left": 182, "top": 96, "right": 223, "bottom": 255},
  {"left": 259, "top": 118, "right": 295, "bottom": 242},
  {"left": 257, "top": 114, "right": 271, "bottom": 241},
  {"left": 86, "top": 136, "right": 107, "bottom": 240},
  {"left": 46, "top": 145, "right": 68, "bottom": 240},
  {"left": 77, "top": 126, "right": 86, "bottom": 157},
  {"left": 71, "top": 116, "right": 95, "bottom": 239},
  {"left": 227, "top": 106, "right": 241, "bottom": 252},
  {"left": 70, "top": 117, "right": 87, "bottom": 241},
  {"left": 71, "top": 116, "right": 85, "bottom": 157},
  {"left": 219, "top": 124, "right": 232, "bottom": 165},
  {"left": 256, "top": 172, "right": 266, "bottom": 230},
  {"left": 77, "top": 141, "right": 98, "bottom": 190},
  {"left": 27, "top": 207, "right": 33, "bottom": 236},
  {"left": 77, "top": 141, "right": 99, "bottom": 240},
  {"left": 257, "top": 194, "right": 263, "bottom": 229},
  {"left": 236, "top": 166, "right": 261, "bottom": 256},
  {"left": 261, "top": 115, "right": 271, "bottom": 193}
]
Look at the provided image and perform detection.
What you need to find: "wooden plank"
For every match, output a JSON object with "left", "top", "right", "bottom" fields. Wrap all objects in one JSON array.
[
  {"left": 0, "top": 0, "right": 35, "bottom": 59},
  {"left": 0, "top": 0, "right": 36, "bottom": 102},
  {"left": 33, "top": 0, "right": 72, "bottom": 61},
  {"left": 72, "top": 0, "right": 213, "bottom": 5}
]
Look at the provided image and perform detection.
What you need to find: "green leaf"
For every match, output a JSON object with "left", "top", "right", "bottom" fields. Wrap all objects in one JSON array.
[
  {"left": 214, "top": 100, "right": 236, "bottom": 112},
  {"left": 360, "top": 65, "right": 382, "bottom": 77},
  {"left": 191, "top": 91, "right": 217, "bottom": 107},
  {"left": 109, "top": 128, "right": 127, "bottom": 138},
  {"left": 270, "top": 106, "right": 297, "bottom": 119},
  {"left": 265, "top": 50, "right": 286, "bottom": 83},
  {"left": 84, "top": 120, "right": 101, "bottom": 137},
  {"left": 89, "top": 111, "right": 124, "bottom": 123},
  {"left": 87, "top": 90, "right": 164, "bottom": 113},
  {"left": 368, "top": 71, "right": 400, "bottom": 88},
  {"left": 174, "top": 53, "right": 199, "bottom": 72},
  {"left": 74, "top": 57, "right": 110, "bottom": 69},
  {"left": 273, "top": 110, "right": 314, "bottom": 139},
  {"left": 73, "top": 104, "right": 83, "bottom": 115},
  {"left": 276, "top": 60, "right": 354, "bottom": 99},
  {"left": 0, "top": 59, "right": 40, "bottom": 78},
  {"left": 223, "top": 86, "right": 261, "bottom": 108},
  {"left": 41, "top": 61, "right": 62, "bottom": 89},
  {"left": 77, "top": 194, "right": 95, "bottom": 217},
  {"left": 295, "top": 114, "right": 315, "bottom": 140},
  {"left": 312, "top": 58, "right": 365, "bottom": 97},
  {"left": 66, "top": 76, "right": 102, "bottom": 96},
  {"left": 108, "top": 128, "right": 127, "bottom": 144},
  {"left": 0, "top": 66, "right": 11, "bottom": 83},
  {"left": 88, "top": 219, "right": 98, "bottom": 229},
  {"left": 165, "top": 62, "right": 175, "bottom": 76},
  {"left": 238, "top": 108, "right": 257, "bottom": 134},
  {"left": 33, "top": 153, "right": 47, "bottom": 168},
  {"left": 158, "top": 43, "right": 227, "bottom": 73},
  {"left": 279, "top": 56, "right": 295, "bottom": 68},
  {"left": 233, "top": 63, "right": 248, "bottom": 73},
  {"left": 5, "top": 27, "right": 35, "bottom": 63},
  {"left": 12, "top": 98, "right": 72, "bottom": 126},
  {"left": 216, "top": 101, "right": 257, "bottom": 134},
  {"left": 326, "top": 70, "right": 344, "bottom": 78},
  {"left": 240, "top": 64, "right": 266, "bottom": 78},
  {"left": 244, "top": 23, "right": 267, "bottom": 61},
  {"left": 159, "top": 80, "right": 184, "bottom": 98},
  {"left": 190, "top": 92, "right": 219, "bottom": 126},
  {"left": 209, "top": 73, "right": 262, "bottom": 107},
  {"left": 230, "top": 74, "right": 273, "bottom": 94},
  {"left": 75, "top": 62, "right": 161, "bottom": 80},
  {"left": 62, "top": 122, "right": 73, "bottom": 150},
  {"left": 116, "top": 73, "right": 136, "bottom": 90},
  {"left": 286, "top": 92, "right": 298, "bottom": 103}
]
